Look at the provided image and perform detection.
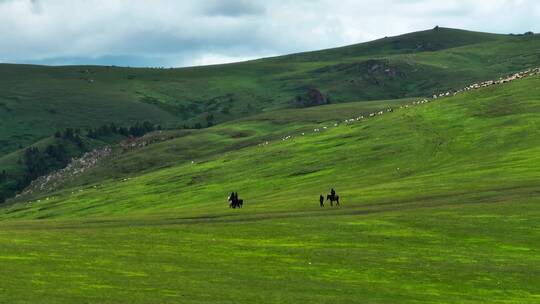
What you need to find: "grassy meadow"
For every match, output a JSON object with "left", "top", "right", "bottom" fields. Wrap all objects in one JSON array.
[{"left": 1, "top": 72, "right": 540, "bottom": 302}]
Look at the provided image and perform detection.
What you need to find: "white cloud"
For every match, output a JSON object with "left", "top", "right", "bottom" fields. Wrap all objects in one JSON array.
[
  {"left": 190, "top": 53, "right": 259, "bottom": 67},
  {"left": 0, "top": 0, "right": 538, "bottom": 67}
]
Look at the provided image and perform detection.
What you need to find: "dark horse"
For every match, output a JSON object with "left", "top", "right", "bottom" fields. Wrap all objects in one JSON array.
[
  {"left": 228, "top": 192, "right": 243, "bottom": 209},
  {"left": 326, "top": 194, "right": 340, "bottom": 207}
]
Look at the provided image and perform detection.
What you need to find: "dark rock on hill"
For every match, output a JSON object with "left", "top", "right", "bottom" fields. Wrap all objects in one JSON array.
[{"left": 293, "top": 88, "right": 329, "bottom": 108}]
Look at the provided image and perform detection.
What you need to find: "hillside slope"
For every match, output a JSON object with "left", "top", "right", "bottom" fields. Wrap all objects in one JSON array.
[
  {"left": 1, "top": 74, "right": 540, "bottom": 303},
  {"left": 1, "top": 28, "right": 539, "bottom": 157},
  {"left": 4, "top": 72, "right": 540, "bottom": 219},
  {"left": 5, "top": 27, "right": 536, "bottom": 203}
]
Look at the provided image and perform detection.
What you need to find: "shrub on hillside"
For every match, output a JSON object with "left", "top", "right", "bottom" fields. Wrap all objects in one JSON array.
[{"left": 87, "top": 121, "right": 159, "bottom": 139}]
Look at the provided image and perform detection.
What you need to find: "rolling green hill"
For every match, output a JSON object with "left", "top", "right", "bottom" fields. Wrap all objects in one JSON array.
[
  {"left": 3, "top": 27, "right": 540, "bottom": 202},
  {"left": 1, "top": 71, "right": 540, "bottom": 302},
  {"left": 1, "top": 27, "right": 540, "bottom": 157}
]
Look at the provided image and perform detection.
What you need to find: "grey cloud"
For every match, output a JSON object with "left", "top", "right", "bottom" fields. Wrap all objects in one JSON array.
[
  {"left": 203, "top": 0, "right": 265, "bottom": 17},
  {"left": 0, "top": 0, "right": 538, "bottom": 67},
  {"left": 29, "top": 0, "right": 41, "bottom": 13}
]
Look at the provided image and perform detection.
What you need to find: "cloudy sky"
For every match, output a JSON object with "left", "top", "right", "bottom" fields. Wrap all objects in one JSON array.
[{"left": 0, "top": 0, "right": 539, "bottom": 67}]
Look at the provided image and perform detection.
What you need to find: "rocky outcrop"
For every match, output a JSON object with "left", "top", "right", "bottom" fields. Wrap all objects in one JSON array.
[
  {"left": 16, "top": 146, "right": 112, "bottom": 199},
  {"left": 293, "top": 88, "right": 329, "bottom": 107},
  {"left": 14, "top": 131, "right": 180, "bottom": 201}
]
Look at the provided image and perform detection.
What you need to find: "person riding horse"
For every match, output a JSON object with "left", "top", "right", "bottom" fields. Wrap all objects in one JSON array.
[
  {"left": 327, "top": 188, "right": 340, "bottom": 207},
  {"left": 229, "top": 192, "right": 235, "bottom": 206},
  {"left": 228, "top": 192, "right": 243, "bottom": 209}
]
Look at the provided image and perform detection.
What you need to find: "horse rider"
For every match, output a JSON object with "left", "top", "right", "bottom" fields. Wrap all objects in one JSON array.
[{"left": 229, "top": 191, "right": 237, "bottom": 208}]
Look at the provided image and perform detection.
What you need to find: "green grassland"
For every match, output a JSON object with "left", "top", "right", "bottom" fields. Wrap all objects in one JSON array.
[
  {"left": 1, "top": 73, "right": 540, "bottom": 302},
  {"left": 3, "top": 27, "right": 540, "bottom": 202},
  {"left": 2, "top": 28, "right": 540, "bottom": 157}
]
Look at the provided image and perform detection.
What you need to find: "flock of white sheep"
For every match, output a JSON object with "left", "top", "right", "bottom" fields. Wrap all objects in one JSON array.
[
  {"left": 19, "top": 66, "right": 540, "bottom": 205},
  {"left": 259, "top": 67, "right": 540, "bottom": 147}
]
